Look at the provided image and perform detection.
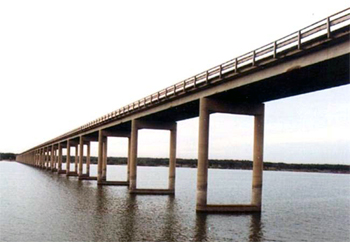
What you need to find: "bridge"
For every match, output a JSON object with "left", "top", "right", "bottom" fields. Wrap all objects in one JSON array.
[{"left": 16, "top": 9, "right": 350, "bottom": 213}]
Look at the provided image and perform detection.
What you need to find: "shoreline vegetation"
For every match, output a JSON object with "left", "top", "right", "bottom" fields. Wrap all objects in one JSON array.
[{"left": 2, "top": 152, "right": 349, "bottom": 174}]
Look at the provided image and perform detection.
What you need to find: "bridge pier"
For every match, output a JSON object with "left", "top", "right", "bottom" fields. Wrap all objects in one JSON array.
[
  {"left": 129, "top": 119, "right": 177, "bottom": 195},
  {"left": 74, "top": 144, "right": 78, "bottom": 174},
  {"left": 78, "top": 137, "right": 96, "bottom": 180},
  {"left": 66, "top": 141, "right": 70, "bottom": 175},
  {"left": 57, "top": 143, "right": 66, "bottom": 174},
  {"left": 65, "top": 140, "right": 78, "bottom": 177},
  {"left": 46, "top": 148, "right": 50, "bottom": 170},
  {"left": 97, "top": 130, "right": 130, "bottom": 185},
  {"left": 196, "top": 98, "right": 264, "bottom": 213},
  {"left": 42, "top": 148, "right": 45, "bottom": 169},
  {"left": 51, "top": 146, "right": 57, "bottom": 172},
  {"left": 77, "top": 136, "right": 97, "bottom": 181},
  {"left": 78, "top": 136, "right": 84, "bottom": 177},
  {"left": 50, "top": 146, "right": 55, "bottom": 172}
]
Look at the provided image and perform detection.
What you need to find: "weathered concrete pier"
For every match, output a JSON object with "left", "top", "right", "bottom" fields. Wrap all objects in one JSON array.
[{"left": 16, "top": 9, "right": 350, "bottom": 213}]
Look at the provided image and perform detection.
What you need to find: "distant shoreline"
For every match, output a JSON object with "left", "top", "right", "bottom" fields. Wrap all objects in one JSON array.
[
  {"left": 2, "top": 153, "right": 349, "bottom": 174},
  {"left": 56, "top": 156, "right": 350, "bottom": 174}
]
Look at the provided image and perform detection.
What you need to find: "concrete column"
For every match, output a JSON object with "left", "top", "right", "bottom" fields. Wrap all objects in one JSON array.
[
  {"left": 58, "top": 143, "right": 62, "bottom": 171},
  {"left": 75, "top": 145, "right": 78, "bottom": 172},
  {"left": 168, "top": 126, "right": 177, "bottom": 190},
  {"left": 79, "top": 136, "right": 83, "bottom": 176},
  {"left": 102, "top": 137, "right": 108, "bottom": 181},
  {"left": 43, "top": 148, "right": 46, "bottom": 169},
  {"left": 46, "top": 149, "right": 48, "bottom": 169},
  {"left": 46, "top": 149, "right": 49, "bottom": 168},
  {"left": 86, "top": 141, "right": 91, "bottom": 176},
  {"left": 51, "top": 146, "right": 54, "bottom": 170},
  {"left": 196, "top": 98, "right": 210, "bottom": 210},
  {"left": 251, "top": 107, "right": 265, "bottom": 208},
  {"left": 129, "top": 120, "right": 138, "bottom": 190},
  {"left": 97, "top": 130, "right": 103, "bottom": 183},
  {"left": 42, "top": 148, "right": 45, "bottom": 168},
  {"left": 53, "top": 148, "right": 57, "bottom": 170},
  {"left": 127, "top": 137, "right": 131, "bottom": 182},
  {"left": 39, "top": 149, "right": 42, "bottom": 167},
  {"left": 66, "top": 140, "right": 71, "bottom": 174},
  {"left": 35, "top": 150, "right": 37, "bottom": 166}
]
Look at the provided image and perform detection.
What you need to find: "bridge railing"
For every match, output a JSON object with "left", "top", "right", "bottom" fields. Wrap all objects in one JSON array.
[
  {"left": 24, "top": 8, "right": 350, "bottom": 153},
  {"left": 83, "top": 8, "right": 349, "bottom": 129}
]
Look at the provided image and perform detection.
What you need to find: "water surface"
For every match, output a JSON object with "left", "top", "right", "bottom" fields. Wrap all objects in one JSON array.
[{"left": 1, "top": 162, "right": 349, "bottom": 241}]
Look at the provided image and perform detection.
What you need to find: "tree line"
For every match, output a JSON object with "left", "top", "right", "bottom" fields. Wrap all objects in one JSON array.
[{"left": 2, "top": 153, "right": 349, "bottom": 174}]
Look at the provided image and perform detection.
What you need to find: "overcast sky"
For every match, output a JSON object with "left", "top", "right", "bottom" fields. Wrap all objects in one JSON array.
[{"left": 1, "top": 1, "right": 349, "bottom": 164}]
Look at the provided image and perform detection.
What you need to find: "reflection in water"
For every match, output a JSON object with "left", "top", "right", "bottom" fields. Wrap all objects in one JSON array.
[
  {"left": 121, "top": 194, "right": 138, "bottom": 242},
  {"left": 162, "top": 196, "right": 177, "bottom": 241},
  {"left": 249, "top": 213, "right": 264, "bottom": 242},
  {"left": 194, "top": 213, "right": 209, "bottom": 241},
  {"left": 194, "top": 213, "right": 264, "bottom": 241}
]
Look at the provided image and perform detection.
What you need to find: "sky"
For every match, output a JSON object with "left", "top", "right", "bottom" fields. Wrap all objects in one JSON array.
[{"left": 0, "top": 1, "right": 349, "bottom": 164}]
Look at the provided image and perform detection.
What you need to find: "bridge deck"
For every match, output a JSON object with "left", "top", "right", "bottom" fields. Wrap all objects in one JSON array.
[{"left": 22, "top": 9, "right": 349, "bottom": 149}]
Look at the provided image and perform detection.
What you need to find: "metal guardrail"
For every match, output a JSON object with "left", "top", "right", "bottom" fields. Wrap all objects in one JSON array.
[{"left": 23, "top": 8, "right": 350, "bottom": 153}]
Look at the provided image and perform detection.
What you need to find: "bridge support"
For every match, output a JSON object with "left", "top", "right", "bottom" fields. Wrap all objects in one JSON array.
[
  {"left": 97, "top": 130, "right": 130, "bottom": 185},
  {"left": 57, "top": 143, "right": 66, "bottom": 174},
  {"left": 129, "top": 119, "right": 177, "bottom": 195},
  {"left": 50, "top": 146, "right": 57, "bottom": 172},
  {"left": 74, "top": 144, "right": 78, "bottom": 174},
  {"left": 66, "top": 140, "right": 78, "bottom": 177},
  {"left": 196, "top": 98, "right": 264, "bottom": 213},
  {"left": 78, "top": 136, "right": 96, "bottom": 180}
]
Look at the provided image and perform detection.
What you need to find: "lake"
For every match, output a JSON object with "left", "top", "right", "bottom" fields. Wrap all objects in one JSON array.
[{"left": 0, "top": 161, "right": 349, "bottom": 241}]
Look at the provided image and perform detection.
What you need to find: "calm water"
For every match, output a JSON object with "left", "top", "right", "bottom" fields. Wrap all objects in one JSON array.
[{"left": 0, "top": 161, "right": 349, "bottom": 241}]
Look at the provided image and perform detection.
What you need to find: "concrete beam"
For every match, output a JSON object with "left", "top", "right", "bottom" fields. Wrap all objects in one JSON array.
[
  {"left": 135, "top": 120, "right": 176, "bottom": 131},
  {"left": 102, "top": 130, "right": 130, "bottom": 138},
  {"left": 206, "top": 98, "right": 264, "bottom": 116}
]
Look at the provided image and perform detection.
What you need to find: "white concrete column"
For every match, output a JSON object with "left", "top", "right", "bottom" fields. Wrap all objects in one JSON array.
[
  {"left": 79, "top": 136, "right": 84, "bottom": 176},
  {"left": 97, "top": 130, "right": 103, "bottom": 183},
  {"left": 74, "top": 145, "right": 78, "bottom": 172},
  {"left": 46, "top": 149, "right": 49, "bottom": 169},
  {"left": 53, "top": 148, "right": 57, "bottom": 169},
  {"left": 66, "top": 140, "right": 71, "bottom": 174},
  {"left": 168, "top": 126, "right": 177, "bottom": 190},
  {"left": 127, "top": 137, "right": 131, "bottom": 182},
  {"left": 58, "top": 143, "right": 62, "bottom": 171},
  {"left": 102, "top": 137, "right": 108, "bottom": 181},
  {"left": 51, "top": 146, "right": 54, "bottom": 170},
  {"left": 196, "top": 98, "right": 210, "bottom": 210},
  {"left": 86, "top": 141, "right": 91, "bottom": 176},
  {"left": 129, "top": 120, "right": 138, "bottom": 191},
  {"left": 251, "top": 106, "right": 265, "bottom": 208},
  {"left": 43, "top": 148, "right": 46, "bottom": 168}
]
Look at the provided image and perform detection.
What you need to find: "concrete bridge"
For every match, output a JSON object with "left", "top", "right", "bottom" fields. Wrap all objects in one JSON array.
[{"left": 17, "top": 9, "right": 350, "bottom": 213}]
